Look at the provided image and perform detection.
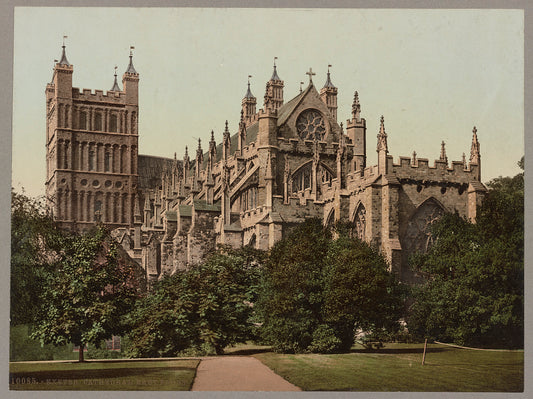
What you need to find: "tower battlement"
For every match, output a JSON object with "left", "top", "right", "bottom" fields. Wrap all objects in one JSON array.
[{"left": 72, "top": 87, "right": 126, "bottom": 102}]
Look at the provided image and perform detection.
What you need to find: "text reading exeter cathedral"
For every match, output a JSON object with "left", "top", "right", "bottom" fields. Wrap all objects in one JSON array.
[{"left": 46, "top": 45, "right": 486, "bottom": 284}]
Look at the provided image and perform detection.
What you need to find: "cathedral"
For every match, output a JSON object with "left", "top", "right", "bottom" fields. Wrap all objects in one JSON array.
[{"left": 45, "top": 45, "right": 486, "bottom": 284}]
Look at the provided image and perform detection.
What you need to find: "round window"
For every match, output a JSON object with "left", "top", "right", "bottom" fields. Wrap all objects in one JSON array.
[{"left": 296, "top": 109, "right": 326, "bottom": 140}]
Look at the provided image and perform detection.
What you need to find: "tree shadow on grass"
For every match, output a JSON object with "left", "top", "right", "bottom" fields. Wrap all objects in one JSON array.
[{"left": 349, "top": 347, "right": 448, "bottom": 355}]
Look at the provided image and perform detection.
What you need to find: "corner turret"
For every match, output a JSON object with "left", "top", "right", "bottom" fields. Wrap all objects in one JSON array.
[
  {"left": 320, "top": 65, "right": 338, "bottom": 121},
  {"left": 345, "top": 90, "right": 366, "bottom": 171},
  {"left": 242, "top": 75, "right": 257, "bottom": 124},
  {"left": 263, "top": 57, "right": 284, "bottom": 112},
  {"left": 122, "top": 46, "right": 139, "bottom": 105}
]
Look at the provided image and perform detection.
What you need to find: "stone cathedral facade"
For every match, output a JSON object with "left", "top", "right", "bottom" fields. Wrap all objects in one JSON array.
[{"left": 45, "top": 46, "right": 486, "bottom": 284}]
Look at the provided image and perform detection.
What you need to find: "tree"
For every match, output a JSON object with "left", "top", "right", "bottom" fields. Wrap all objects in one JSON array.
[
  {"left": 126, "top": 246, "right": 264, "bottom": 357},
  {"left": 11, "top": 189, "right": 65, "bottom": 326},
  {"left": 407, "top": 160, "right": 523, "bottom": 348},
  {"left": 257, "top": 219, "right": 404, "bottom": 353},
  {"left": 31, "top": 226, "right": 144, "bottom": 361}
]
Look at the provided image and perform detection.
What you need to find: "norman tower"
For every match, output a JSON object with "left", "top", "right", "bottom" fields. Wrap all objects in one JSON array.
[{"left": 45, "top": 44, "right": 140, "bottom": 231}]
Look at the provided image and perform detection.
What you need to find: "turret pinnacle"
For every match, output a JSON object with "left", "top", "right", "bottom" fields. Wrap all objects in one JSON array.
[
  {"left": 322, "top": 65, "right": 336, "bottom": 89},
  {"left": 352, "top": 91, "right": 361, "bottom": 121},
  {"left": 245, "top": 75, "right": 255, "bottom": 98},
  {"left": 58, "top": 36, "right": 70, "bottom": 66},
  {"left": 270, "top": 57, "right": 281, "bottom": 81},
  {"left": 110, "top": 66, "right": 121, "bottom": 91},
  {"left": 223, "top": 120, "right": 231, "bottom": 141},
  {"left": 377, "top": 115, "right": 388, "bottom": 153},
  {"left": 197, "top": 138, "right": 202, "bottom": 153},
  {"left": 440, "top": 141, "right": 448, "bottom": 164},
  {"left": 470, "top": 126, "right": 480, "bottom": 164},
  {"left": 125, "top": 46, "right": 138, "bottom": 74}
]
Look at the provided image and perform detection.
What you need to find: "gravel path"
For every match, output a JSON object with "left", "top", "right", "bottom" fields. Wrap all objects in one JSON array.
[{"left": 191, "top": 356, "right": 301, "bottom": 391}]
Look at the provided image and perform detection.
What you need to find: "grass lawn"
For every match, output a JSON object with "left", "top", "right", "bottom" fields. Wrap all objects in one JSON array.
[
  {"left": 9, "top": 359, "right": 200, "bottom": 391},
  {"left": 253, "top": 343, "right": 524, "bottom": 392}
]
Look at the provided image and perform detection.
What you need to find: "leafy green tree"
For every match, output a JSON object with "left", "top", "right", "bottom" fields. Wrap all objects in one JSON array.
[
  {"left": 408, "top": 160, "right": 523, "bottom": 348},
  {"left": 11, "top": 189, "right": 65, "bottom": 326},
  {"left": 257, "top": 219, "right": 404, "bottom": 353},
  {"left": 322, "top": 234, "right": 405, "bottom": 351},
  {"left": 257, "top": 219, "right": 330, "bottom": 353},
  {"left": 126, "top": 246, "right": 264, "bottom": 357},
  {"left": 31, "top": 226, "right": 143, "bottom": 361}
]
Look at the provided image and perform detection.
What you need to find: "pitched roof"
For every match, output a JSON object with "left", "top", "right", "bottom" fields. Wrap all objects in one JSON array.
[{"left": 138, "top": 154, "right": 179, "bottom": 189}]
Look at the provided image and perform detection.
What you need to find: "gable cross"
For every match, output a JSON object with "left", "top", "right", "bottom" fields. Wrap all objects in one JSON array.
[{"left": 306, "top": 67, "right": 315, "bottom": 83}]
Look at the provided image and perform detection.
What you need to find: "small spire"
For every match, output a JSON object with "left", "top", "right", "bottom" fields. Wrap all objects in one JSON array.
[
  {"left": 412, "top": 151, "right": 417, "bottom": 166},
  {"left": 462, "top": 152, "right": 466, "bottom": 164},
  {"left": 352, "top": 91, "right": 361, "bottom": 120},
  {"left": 245, "top": 75, "right": 255, "bottom": 98},
  {"left": 184, "top": 146, "right": 189, "bottom": 159},
  {"left": 323, "top": 64, "right": 336, "bottom": 89},
  {"left": 470, "top": 126, "right": 480, "bottom": 164},
  {"left": 58, "top": 36, "right": 70, "bottom": 66},
  {"left": 300, "top": 81, "right": 304, "bottom": 93},
  {"left": 211, "top": 129, "right": 215, "bottom": 142},
  {"left": 110, "top": 65, "right": 121, "bottom": 91},
  {"left": 271, "top": 57, "right": 281, "bottom": 81},
  {"left": 377, "top": 115, "right": 388, "bottom": 153},
  {"left": 440, "top": 141, "right": 448, "bottom": 164},
  {"left": 174, "top": 152, "right": 177, "bottom": 160},
  {"left": 126, "top": 46, "right": 137, "bottom": 74},
  {"left": 240, "top": 108, "right": 244, "bottom": 123},
  {"left": 197, "top": 138, "right": 202, "bottom": 151}
]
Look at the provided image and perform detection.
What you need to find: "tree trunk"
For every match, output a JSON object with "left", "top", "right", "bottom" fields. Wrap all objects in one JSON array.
[{"left": 79, "top": 343, "right": 85, "bottom": 362}]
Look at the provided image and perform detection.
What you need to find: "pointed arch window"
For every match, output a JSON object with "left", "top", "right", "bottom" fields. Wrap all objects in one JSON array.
[
  {"left": 89, "top": 150, "right": 95, "bottom": 171},
  {"left": 352, "top": 204, "right": 366, "bottom": 240},
  {"left": 403, "top": 198, "right": 445, "bottom": 257}
]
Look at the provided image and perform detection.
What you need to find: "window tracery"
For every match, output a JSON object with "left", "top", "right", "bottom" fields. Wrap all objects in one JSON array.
[
  {"left": 403, "top": 199, "right": 444, "bottom": 257},
  {"left": 296, "top": 109, "right": 326, "bottom": 140}
]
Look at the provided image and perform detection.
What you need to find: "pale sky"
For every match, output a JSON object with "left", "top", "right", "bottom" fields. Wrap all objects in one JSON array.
[{"left": 12, "top": 7, "right": 524, "bottom": 198}]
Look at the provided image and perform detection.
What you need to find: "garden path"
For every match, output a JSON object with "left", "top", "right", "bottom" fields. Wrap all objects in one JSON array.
[{"left": 191, "top": 356, "right": 301, "bottom": 391}]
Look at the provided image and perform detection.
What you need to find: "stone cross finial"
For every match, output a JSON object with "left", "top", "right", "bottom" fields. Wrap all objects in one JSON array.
[{"left": 306, "top": 67, "right": 315, "bottom": 83}]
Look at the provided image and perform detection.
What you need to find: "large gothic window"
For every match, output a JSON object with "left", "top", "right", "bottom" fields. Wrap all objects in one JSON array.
[
  {"left": 292, "top": 163, "right": 334, "bottom": 194},
  {"left": 403, "top": 198, "right": 444, "bottom": 258},
  {"left": 352, "top": 204, "right": 366, "bottom": 240},
  {"left": 292, "top": 163, "right": 312, "bottom": 192},
  {"left": 296, "top": 109, "right": 326, "bottom": 140}
]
